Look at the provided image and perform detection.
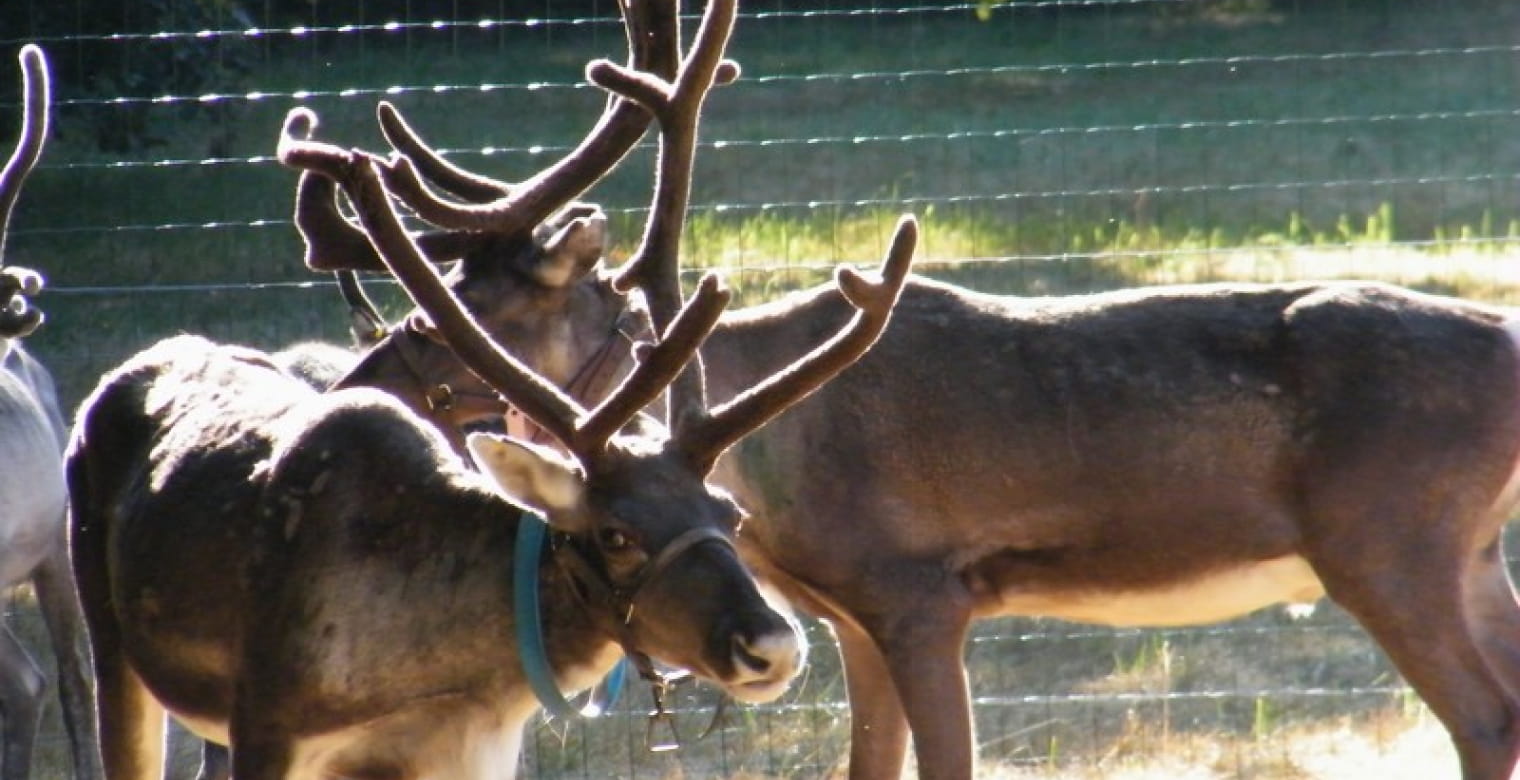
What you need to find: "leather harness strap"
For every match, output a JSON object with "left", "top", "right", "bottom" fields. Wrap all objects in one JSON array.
[
  {"left": 552, "top": 525, "right": 736, "bottom": 683},
  {"left": 506, "top": 310, "right": 643, "bottom": 445}
]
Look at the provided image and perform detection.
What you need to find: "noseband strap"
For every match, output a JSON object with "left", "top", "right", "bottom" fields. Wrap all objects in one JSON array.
[
  {"left": 515, "top": 517, "right": 738, "bottom": 722},
  {"left": 553, "top": 526, "right": 736, "bottom": 681}
]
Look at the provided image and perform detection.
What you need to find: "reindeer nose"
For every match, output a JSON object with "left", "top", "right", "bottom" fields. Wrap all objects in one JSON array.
[{"left": 725, "top": 624, "right": 805, "bottom": 703}]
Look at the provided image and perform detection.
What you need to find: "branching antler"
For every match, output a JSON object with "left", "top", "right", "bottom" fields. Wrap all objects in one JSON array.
[
  {"left": 372, "top": 0, "right": 679, "bottom": 237},
  {"left": 375, "top": 101, "right": 510, "bottom": 203},
  {"left": 289, "top": 0, "right": 677, "bottom": 278},
  {"left": 281, "top": 0, "right": 920, "bottom": 475},
  {"left": 587, "top": 0, "right": 741, "bottom": 431},
  {"left": 288, "top": 113, "right": 483, "bottom": 273},
  {"left": 677, "top": 216, "right": 917, "bottom": 473},
  {"left": 279, "top": 117, "right": 731, "bottom": 463},
  {"left": 0, "top": 45, "right": 51, "bottom": 338}
]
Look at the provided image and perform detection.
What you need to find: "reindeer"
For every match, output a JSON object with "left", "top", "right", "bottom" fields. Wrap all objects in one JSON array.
[
  {"left": 293, "top": 32, "right": 1520, "bottom": 780},
  {"left": 65, "top": 1, "right": 917, "bottom": 777},
  {"left": 0, "top": 44, "right": 102, "bottom": 780}
]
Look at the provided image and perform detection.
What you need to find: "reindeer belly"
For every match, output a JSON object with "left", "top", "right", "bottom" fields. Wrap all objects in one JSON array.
[
  {"left": 974, "top": 554, "right": 1326, "bottom": 627},
  {"left": 286, "top": 698, "right": 535, "bottom": 780}
]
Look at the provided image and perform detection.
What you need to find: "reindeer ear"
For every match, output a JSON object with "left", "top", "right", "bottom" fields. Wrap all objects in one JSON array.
[
  {"left": 533, "top": 210, "right": 607, "bottom": 289},
  {"left": 467, "top": 432, "right": 587, "bottom": 528}
]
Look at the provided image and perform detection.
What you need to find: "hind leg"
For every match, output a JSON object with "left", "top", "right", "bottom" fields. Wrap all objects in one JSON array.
[
  {"left": 31, "top": 542, "right": 102, "bottom": 780},
  {"left": 75, "top": 547, "right": 166, "bottom": 780},
  {"left": 92, "top": 653, "right": 166, "bottom": 780},
  {"left": 1463, "top": 536, "right": 1520, "bottom": 706},
  {"left": 0, "top": 621, "right": 43, "bottom": 780},
  {"left": 1316, "top": 533, "right": 1520, "bottom": 780},
  {"left": 834, "top": 620, "right": 912, "bottom": 780},
  {"left": 194, "top": 742, "right": 230, "bottom": 780}
]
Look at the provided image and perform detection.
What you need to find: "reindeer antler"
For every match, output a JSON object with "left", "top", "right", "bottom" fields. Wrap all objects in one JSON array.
[
  {"left": 584, "top": 0, "right": 741, "bottom": 432},
  {"left": 0, "top": 45, "right": 51, "bottom": 338},
  {"left": 289, "top": 1, "right": 677, "bottom": 276},
  {"left": 582, "top": 0, "right": 918, "bottom": 471},
  {"left": 279, "top": 117, "right": 731, "bottom": 463},
  {"left": 372, "top": 0, "right": 680, "bottom": 238},
  {"left": 288, "top": 113, "right": 484, "bottom": 273},
  {"left": 677, "top": 216, "right": 917, "bottom": 473},
  {"left": 0, "top": 45, "right": 46, "bottom": 263},
  {"left": 375, "top": 101, "right": 511, "bottom": 203}
]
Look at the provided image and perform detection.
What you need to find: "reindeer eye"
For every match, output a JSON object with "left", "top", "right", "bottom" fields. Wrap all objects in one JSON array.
[{"left": 598, "top": 527, "right": 634, "bottom": 552}]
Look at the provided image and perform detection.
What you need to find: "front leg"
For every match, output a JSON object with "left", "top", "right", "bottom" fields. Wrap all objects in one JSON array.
[
  {"left": 0, "top": 623, "right": 43, "bottom": 780},
  {"left": 834, "top": 620, "right": 912, "bottom": 779},
  {"left": 228, "top": 702, "right": 295, "bottom": 780}
]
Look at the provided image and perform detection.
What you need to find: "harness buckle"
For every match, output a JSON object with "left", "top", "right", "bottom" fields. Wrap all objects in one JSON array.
[
  {"left": 424, "top": 383, "right": 455, "bottom": 412},
  {"left": 645, "top": 676, "right": 683, "bottom": 753}
]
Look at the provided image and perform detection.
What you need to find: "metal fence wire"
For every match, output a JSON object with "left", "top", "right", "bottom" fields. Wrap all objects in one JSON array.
[{"left": 3, "top": 0, "right": 1517, "bottom": 777}]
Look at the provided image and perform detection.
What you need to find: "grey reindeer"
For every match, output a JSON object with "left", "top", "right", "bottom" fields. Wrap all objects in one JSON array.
[
  {"left": 298, "top": 29, "right": 1520, "bottom": 780},
  {"left": 0, "top": 44, "right": 101, "bottom": 780},
  {"left": 65, "top": 1, "right": 916, "bottom": 777}
]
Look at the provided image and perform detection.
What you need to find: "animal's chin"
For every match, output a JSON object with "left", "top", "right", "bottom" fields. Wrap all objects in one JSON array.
[{"left": 721, "top": 676, "right": 794, "bottom": 705}]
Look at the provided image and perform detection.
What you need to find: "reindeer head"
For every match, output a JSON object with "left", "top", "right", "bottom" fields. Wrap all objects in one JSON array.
[
  {"left": 281, "top": 0, "right": 917, "bottom": 703},
  {"left": 0, "top": 45, "right": 50, "bottom": 341}
]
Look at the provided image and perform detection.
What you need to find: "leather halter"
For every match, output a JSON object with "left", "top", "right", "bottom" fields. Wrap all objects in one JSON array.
[
  {"left": 356, "top": 309, "right": 641, "bottom": 444},
  {"left": 551, "top": 525, "right": 738, "bottom": 683},
  {"left": 390, "top": 323, "right": 509, "bottom": 422},
  {"left": 505, "top": 310, "right": 643, "bottom": 445}
]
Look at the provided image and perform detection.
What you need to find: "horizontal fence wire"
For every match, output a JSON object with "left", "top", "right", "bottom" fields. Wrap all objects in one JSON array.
[{"left": 3, "top": 0, "right": 1514, "bottom": 777}]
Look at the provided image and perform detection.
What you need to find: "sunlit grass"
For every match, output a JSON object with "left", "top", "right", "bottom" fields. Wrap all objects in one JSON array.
[
  {"left": 599, "top": 203, "right": 1520, "bottom": 307},
  {"left": 983, "top": 709, "right": 1454, "bottom": 780}
]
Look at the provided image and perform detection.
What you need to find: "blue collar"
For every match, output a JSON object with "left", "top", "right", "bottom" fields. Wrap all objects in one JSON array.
[{"left": 513, "top": 510, "right": 627, "bottom": 719}]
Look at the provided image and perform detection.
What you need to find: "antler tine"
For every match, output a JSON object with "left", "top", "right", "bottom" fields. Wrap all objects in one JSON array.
[
  {"left": 676, "top": 215, "right": 919, "bottom": 474},
  {"left": 0, "top": 45, "right": 49, "bottom": 266},
  {"left": 283, "top": 109, "right": 484, "bottom": 272},
  {"left": 334, "top": 151, "right": 589, "bottom": 450},
  {"left": 596, "top": 0, "right": 740, "bottom": 331},
  {"left": 293, "top": 170, "right": 386, "bottom": 272},
  {"left": 376, "top": 101, "right": 511, "bottom": 203},
  {"left": 377, "top": 0, "right": 679, "bottom": 236},
  {"left": 573, "top": 272, "right": 732, "bottom": 450},
  {"left": 589, "top": 0, "right": 740, "bottom": 429}
]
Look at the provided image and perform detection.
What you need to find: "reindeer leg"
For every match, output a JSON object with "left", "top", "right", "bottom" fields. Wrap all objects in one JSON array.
[
  {"left": 30, "top": 540, "right": 103, "bottom": 780},
  {"left": 91, "top": 652, "right": 166, "bottom": 780},
  {"left": 0, "top": 621, "right": 43, "bottom": 780},
  {"left": 1461, "top": 537, "right": 1520, "bottom": 705},
  {"left": 1314, "top": 527, "right": 1520, "bottom": 780},
  {"left": 872, "top": 601, "right": 976, "bottom": 780},
  {"left": 74, "top": 552, "right": 165, "bottom": 780},
  {"left": 833, "top": 620, "right": 912, "bottom": 779},
  {"left": 229, "top": 676, "right": 297, "bottom": 780},
  {"left": 193, "top": 742, "right": 230, "bottom": 780},
  {"left": 226, "top": 725, "right": 293, "bottom": 780}
]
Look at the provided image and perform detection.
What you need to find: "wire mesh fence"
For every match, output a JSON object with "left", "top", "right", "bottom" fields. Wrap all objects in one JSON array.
[{"left": 3, "top": 0, "right": 1517, "bottom": 777}]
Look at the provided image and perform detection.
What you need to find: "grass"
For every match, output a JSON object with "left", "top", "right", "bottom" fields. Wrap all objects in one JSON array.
[{"left": 984, "top": 711, "right": 1456, "bottom": 780}]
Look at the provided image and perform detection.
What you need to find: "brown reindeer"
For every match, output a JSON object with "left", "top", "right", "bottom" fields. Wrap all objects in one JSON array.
[
  {"left": 0, "top": 44, "right": 102, "bottom": 780},
  {"left": 66, "top": 1, "right": 916, "bottom": 778},
  {"left": 300, "top": 54, "right": 1520, "bottom": 780}
]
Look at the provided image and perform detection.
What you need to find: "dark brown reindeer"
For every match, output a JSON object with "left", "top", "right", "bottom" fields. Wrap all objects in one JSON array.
[
  {"left": 318, "top": 54, "right": 1520, "bottom": 780},
  {"left": 66, "top": 1, "right": 916, "bottom": 778},
  {"left": 0, "top": 44, "right": 102, "bottom": 780}
]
